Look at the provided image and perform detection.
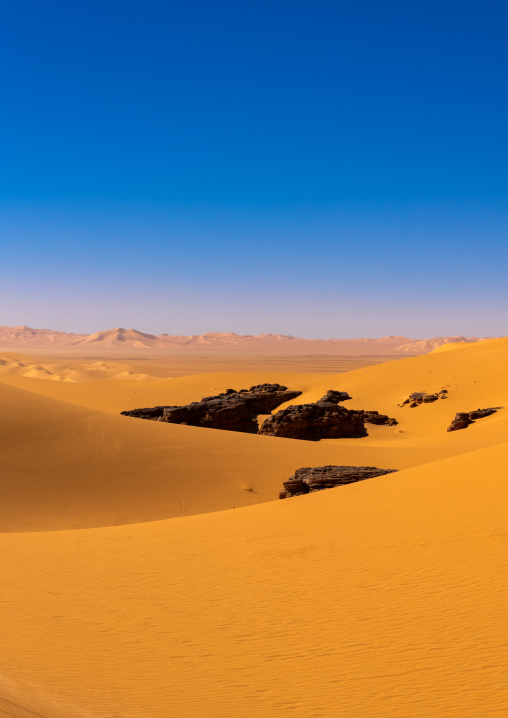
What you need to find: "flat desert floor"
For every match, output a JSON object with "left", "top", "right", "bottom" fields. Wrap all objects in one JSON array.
[{"left": 1, "top": 340, "right": 507, "bottom": 716}]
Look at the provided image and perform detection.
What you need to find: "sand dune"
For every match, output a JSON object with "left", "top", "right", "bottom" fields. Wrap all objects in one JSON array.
[
  {"left": 0, "top": 324, "right": 488, "bottom": 355},
  {"left": 0, "top": 325, "right": 86, "bottom": 346},
  {"left": 80, "top": 327, "right": 162, "bottom": 348},
  {"left": 0, "top": 338, "right": 507, "bottom": 715},
  {"left": 0, "top": 354, "right": 151, "bottom": 382},
  {"left": 1, "top": 437, "right": 507, "bottom": 716}
]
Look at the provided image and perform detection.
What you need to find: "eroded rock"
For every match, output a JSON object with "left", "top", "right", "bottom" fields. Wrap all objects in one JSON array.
[
  {"left": 357, "top": 410, "right": 398, "bottom": 426},
  {"left": 258, "top": 388, "right": 398, "bottom": 440},
  {"left": 122, "top": 385, "right": 397, "bottom": 439},
  {"left": 400, "top": 390, "right": 448, "bottom": 408},
  {"left": 279, "top": 465, "right": 398, "bottom": 498},
  {"left": 259, "top": 401, "right": 365, "bottom": 440},
  {"left": 121, "top": 384, "right": 302, "bottom": 434},
  {"left": 316, "top": 390, "right": 352, "bottom": 404},
  {"left": 447, "top": 407, "right": 498, "bottom": 432}
]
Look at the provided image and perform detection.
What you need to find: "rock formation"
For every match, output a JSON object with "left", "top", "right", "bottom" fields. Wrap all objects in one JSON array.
[
  {"left": 258, "top": 400, "right": 365, "bottom": 440},
  {"left": 121, "top": 384, "right": 302, "bottom": 434},
  {"left": 447, "top": 408, "right": 498, "bottom": 432},
  {"left": 357, "top": 410, "right": 398, "bottom": 426},
  {"left": 400, "top": 390, "right": 448, "bottom": 407},
  {"left": 316, "top": 391, "right": 397, "bottom": 425},
  {"left": 279, "top": 465, "right": 398, "bottom": 498},
  {"left": 122, "top": 385, "right": 397, "bottom": 439},
  {"left": 258, "top": 389, "right": 397, "bottom": 440},
  {"left": 120, "top": 405, "right": 168, "bottom": 421},
  {"left": 316, "top": 390, "right": 352, "bottom": 404}
]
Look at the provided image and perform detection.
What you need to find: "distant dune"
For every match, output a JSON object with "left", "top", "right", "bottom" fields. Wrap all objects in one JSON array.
[
  {"left": 0, "top": 324, "right": 489, "bottom": 355},
  {"left": 0, "top": 324, "right": 87, "bottom": 345}
]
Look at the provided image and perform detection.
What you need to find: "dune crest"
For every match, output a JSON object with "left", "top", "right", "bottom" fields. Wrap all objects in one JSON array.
[
  {"left": 0, "top": 353, "right": 151, "bottom": 382},
  {"left": 0, "top": 324, "right": 489, "bottom": 355}
]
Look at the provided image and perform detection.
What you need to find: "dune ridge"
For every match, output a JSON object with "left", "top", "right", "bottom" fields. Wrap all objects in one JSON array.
[
  {"left": 0, "top": 324, "right": 489, "bottom": 355},
  {"left": 0, "top": 354, "right": 151, "bottom": 382}
]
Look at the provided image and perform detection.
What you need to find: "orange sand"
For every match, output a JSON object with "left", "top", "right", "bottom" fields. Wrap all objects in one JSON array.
[{"left": 0, "top": 338, "right": 507, "bottom": 716}]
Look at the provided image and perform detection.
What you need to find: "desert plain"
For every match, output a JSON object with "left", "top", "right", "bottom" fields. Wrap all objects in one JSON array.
[{"left": 0, "top": 327, "right": 507, "bottom": 717}]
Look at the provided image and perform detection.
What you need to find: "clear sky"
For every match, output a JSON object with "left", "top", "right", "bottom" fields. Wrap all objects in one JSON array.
[{"left": 1, "top": 0, "right": 507, "bottom": 338}]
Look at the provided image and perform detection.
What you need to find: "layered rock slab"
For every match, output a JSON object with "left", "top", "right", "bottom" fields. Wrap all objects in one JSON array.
[
  {"left": 122, "top": 387, "right": 397, "bottom": 439},
  {"left": 316, "top": 390, "right": 352, "bottom": 404},
  {"left": 279, "top": 465, "right": 398, "bottom": 498},
  {"left": 259, "top": 400, "right": 365, "bottom": 440},
  {"left": 358, "top": 410, "right": 398, "bottom": 426},
  {"left": 447, "top": 407, "right": 498, "bottom": 432},
  {"left": 121, "top": 384, "right": 302, "bottom": 434},
  {"left": 400, "top": 390, "right": 448, "bottom": 407},
  {"left": 259, "top": 392, "right": 397, "bottom": 440}
]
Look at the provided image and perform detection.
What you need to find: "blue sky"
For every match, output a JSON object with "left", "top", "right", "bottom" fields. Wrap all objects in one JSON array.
[{"left": 1, "top": 0, "right": 507, "bottom": 337}]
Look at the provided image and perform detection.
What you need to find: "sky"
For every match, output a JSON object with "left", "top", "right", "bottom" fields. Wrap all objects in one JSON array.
[{"left": 0, "top": 0, "right": 507, "bottom": 338}]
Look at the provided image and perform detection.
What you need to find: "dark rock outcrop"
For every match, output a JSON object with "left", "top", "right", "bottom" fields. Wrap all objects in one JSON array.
[
  {"left": 259, "top": 400, "right": 365, "bottom": 440},
  {"left": 279, "top": 465, "right": 398, "bottom": 498},
  {"left": 400, "top": 390, "right": 448, "bottom": 408},
  {"left": 258, "top": 393, "right": 397, "bottom": 439},
  {"left": 121, "top": 405, "right": 168, "bottom": 421},
  {"left": 316, "top": 389, "right": 397, "bottom": 425},
  {"left": 121, "top": 384, "right": 302, "bottom": 434},
  {"left": 447, "top": 407, "right": 498, "bottom": 432},
  {"left": 316, "top": 390, "right": 352, "bottom": 404},
  {"left": 357, "top": 410, "right": 398, "bottom": 426},
  {"left": 122, "top": 384, "right": 397, "bottom": 440},
  {"left": 447, "top": 412, "right": 471, "bottom": 431},
  {"left": 469, "top": 408, "right": 498, "bottom": 420}
]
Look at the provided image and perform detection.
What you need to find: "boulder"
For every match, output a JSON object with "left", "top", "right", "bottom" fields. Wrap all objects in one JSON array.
[
  {"left": 279, "top": 465, "right": 398, "bottom": 498},
  {"left": 259, "top": 401, "right": 365, "bottom": 440},
  {"left": 121, "top": 384, "right": 302, "bottom": 434},
  {"left": 447, "top": 412, "right": 471, "bottom": 431},
  {"left": 447, "top": 407, "right": 498, "bottom": 432},
  {"left": 258, "top": 390, "right": 398, "bottom": 440}
]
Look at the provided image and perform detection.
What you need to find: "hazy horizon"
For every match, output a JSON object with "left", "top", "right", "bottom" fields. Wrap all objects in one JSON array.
[{"left": 0, "top": 321, "right": 493, "bottom": 342}]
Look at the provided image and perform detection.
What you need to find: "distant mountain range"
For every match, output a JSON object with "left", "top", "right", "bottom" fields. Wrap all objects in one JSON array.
[{"left": 0, "top": 325, "right": 490, "bottom": 355}]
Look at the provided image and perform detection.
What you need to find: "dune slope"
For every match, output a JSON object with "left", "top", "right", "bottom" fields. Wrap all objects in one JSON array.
[
  {"left": 0, "top": 379, "right": 408, "bottom": 531},
  {"left": 1, "top": 339, "right": 508, "bottom": 531},
  {"left": 0, "top": 440, "right": 507, "bottom": 717}
]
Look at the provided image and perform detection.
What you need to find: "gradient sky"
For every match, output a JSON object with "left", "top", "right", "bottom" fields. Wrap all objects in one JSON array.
[{"left": 1, "top": 0, "right": 507, "bottom": 338}]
